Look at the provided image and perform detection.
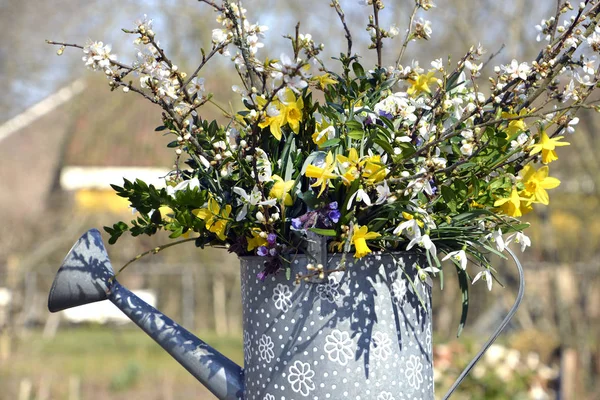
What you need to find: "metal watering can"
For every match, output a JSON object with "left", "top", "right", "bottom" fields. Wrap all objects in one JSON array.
[{"left": 48, "top": 229, "right": 524, "bottom": 400}]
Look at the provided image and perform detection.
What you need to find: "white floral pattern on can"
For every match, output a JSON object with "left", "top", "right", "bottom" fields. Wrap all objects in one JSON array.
[
  {"left": 258, "top": 334, "right": 275, "bottom": 363},
  {"left": 372, "top": 331, "right": 392, "bottom": 361},
  {"left": 272, "top": 283, "right": 292, "bottom": 312},
  {"left": 263, "top": 394, "right": 274, "bottom": 400},
  {"left": 391, "top": 277, "right": 407, "bottom": 305},
  {"left": 425, "top": 325, "right": 432, "bottom": 354},
  {"left": 405, "top": 354, "right": 424, "bottom": 389},
  {"left": 287, "top": 360, "right": 316, "bottom": 397},
  {"left": 316, "top": 276, "right": 341, "bottom": 303},
  {"left": 377, "top": 391, "right": 396, "bottom": 400},
  {"left": 324, "top": 329, "right": 354, "bottom": 366},
  {"left": 243, "top": 331, "right": 251, "bottom": 365}
]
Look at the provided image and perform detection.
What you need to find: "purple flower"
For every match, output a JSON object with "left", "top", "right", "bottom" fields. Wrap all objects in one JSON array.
[
  {"left": 329, "top": 201, "right": 338, "bottom": 210},
  {"left": 429, "top": 179, "right": 437, "bottom": 195},
  {"left": 267, "top": 233, "right": 277, "bottom": 245},
  {"left": 328, "top": 209, "right": 341, "bottom": 223},
  {"left": 257, "top": 246, "right": 269, "bottom": 256},
  {"left": 378, "top": 110, "right": 393, "bottom": 120},
  {"left": 269, "top": 247, "right": 278, "bottom": 256},
  {"left": 291, "top": 218, "right": 303, "bottom": 230},
  {"left": 257, "top": 271, "right": 267, "bottom": 281}
]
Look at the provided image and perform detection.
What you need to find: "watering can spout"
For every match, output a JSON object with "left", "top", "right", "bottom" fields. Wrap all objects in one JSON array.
[{"left": 48, "top": 229, "right": 245, "bottom": 400}]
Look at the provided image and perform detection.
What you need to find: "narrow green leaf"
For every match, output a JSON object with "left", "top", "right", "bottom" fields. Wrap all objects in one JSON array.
[
  {"left": 347, "top": 130, "right": 365, "bottom": 140},
  {"left": 456, "top": 267, "right": 470, "bottom": 337},
  {"left": 308, "top": 228, "right": 337, "bottom": 237}
]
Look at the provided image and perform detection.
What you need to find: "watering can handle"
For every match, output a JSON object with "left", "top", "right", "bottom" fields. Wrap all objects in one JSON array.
[{"left": 441, "top": 247, "right": 525, "bottom": 400}]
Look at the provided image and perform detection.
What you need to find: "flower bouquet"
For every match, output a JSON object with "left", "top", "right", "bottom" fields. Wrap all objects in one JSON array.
[{"left": 50, "top": 0, "right": 600, "bottom": 301}]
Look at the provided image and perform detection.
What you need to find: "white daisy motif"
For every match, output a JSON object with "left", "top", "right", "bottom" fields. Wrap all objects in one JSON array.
[
  {"left": 272, "top": 283, "right": 293, "bottom": 312},
  {"left": 287, "top": 360, "right": 316, "bottom": 396},
  {"left": 258, "top": 334, "right": 275, "bottom": 363},
  {"left": 391, "top": 277, "right": 407, "bottom": 305},
  {"left": 371, "top": 331, "right": 393, "bottom": 361},
  {"left": 243, "top": 331, "right": 251, "bottom": 365},
  {"left": 405, "top": 354, "right": 424, "bottom": 389},
  {"left": 377, "top": 392, "right": 396, "bottom": 400},
  {"left": 263, "top": 394, "right": 275, "bottom": 400},
  {"left": 324, "top": 330, "right": 354, "bottom": 366},
  {"left": 316, "top": 276, "right": 341, "bottom": 303}
]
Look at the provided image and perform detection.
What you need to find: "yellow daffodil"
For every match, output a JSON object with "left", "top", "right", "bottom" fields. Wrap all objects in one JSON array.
[
  {"left": 494, "top": 188, "right": 530, "bottom": 217},
  {"left": 529, "top": 131, "right": 570, "bottom": 164},
  {"left": 313, "top": 73, "right": 338, "bottom": 90},
  {"left": 336, "top": 148, "right": 360, "bottom": 186},
  {"left": 351, "top": 225, "right": 381, "bottom": 258},
  {"left": 407, "top": 70, "right": 439, "bottom": 96},
  {"left": 312, "top": 121, "right": 335, "bottom": 147},
  {"left": 520, "top": 164, "right": 560, "bottom": 205},
  {"left": 280, "top": 88, "right": 304, "bottom": 133},
  {"left": 247, "top": 228, "right": 267, "bottom": 251},
  {"left": 192, "top": 197, "right": 232, "bottom": 241},
  {"left": 361, "top": 155, "right": 387, "bottom": 184},
  {"left": 269, "top": 174, "right": 295, "bottom": 206},
  {"left": 258, "top": 100, "right": 287, "bottom": 140},
  {"left": 501, "top": 109, "right": 529, "bottom": 138},
  {"left": 305, "top": 152, "right": 338, "bottom": 196}
]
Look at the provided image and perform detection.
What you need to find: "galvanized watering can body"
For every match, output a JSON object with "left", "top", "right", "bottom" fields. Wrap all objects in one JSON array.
[
  {"left": 48, "top": 230, "right": 434, "bottom": 399},
  {"left": 240, "top": 255, "right": 434, "bottom": 399}
]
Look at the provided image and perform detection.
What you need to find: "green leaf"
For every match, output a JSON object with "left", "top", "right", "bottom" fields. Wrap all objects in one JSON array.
[
  {"left": 285, "top": 267, "right": 291, "bottom": 280},
  {"left": 352, "top": 62, "right": 365, "bottom": 78},
  {"left": 347, "top": 130, "right": 365, "bottom": 140},
  {"left": 154, "top": 125, "right": 167, "bottom": 131},
  {"left": 167, "top": 140, "right": 179, "bottom": 148},
  {"left": 308, "top": 228, "right": 337, "bottom": 237},
  {"left": 320, "top": 138, "right": 341, "bottom": 148},
  {"left": 441, "top": 185, "right": 457, "bottom": 212},
  {"left": 456, "top": 267, "right": 470, "bottom": 337},
  {"left": 345, "top": 120, "right": 363, "bottom": 131}
]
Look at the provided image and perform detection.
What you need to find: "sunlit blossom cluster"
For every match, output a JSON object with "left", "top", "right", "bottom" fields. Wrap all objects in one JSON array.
[{"left": 53, "top": 0, "right": 600, "bottom": 291}]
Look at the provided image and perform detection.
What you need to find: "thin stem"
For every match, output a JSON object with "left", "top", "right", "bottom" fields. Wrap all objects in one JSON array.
[
  {"left": 372, "top": 2, "right": 383, "bottom": 67},
  {"left": 331, "top": 0, "right": 352, "bottom": 58},
  {"left": 395, "top": 4, "right": 419, "bottom": 68},
  {"left": 112, "top": 237, "right": 197, "bottom": 280}
]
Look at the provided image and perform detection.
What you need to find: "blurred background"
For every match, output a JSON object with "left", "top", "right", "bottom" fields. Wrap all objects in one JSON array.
[{"left": 0, "top": 0, "right": 598, "bottom": 399}]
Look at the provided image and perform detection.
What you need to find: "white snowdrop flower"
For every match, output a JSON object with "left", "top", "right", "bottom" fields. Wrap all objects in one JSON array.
[
  {"left": 472, "top": 269, "right": 493, "bottom": 291},
  {"left": 347, "top": 188, "right": 372, "bottom": 209},
  {"left": 375, "top": 180, "right": 391, "bottom": 205},
  {"left": 487, "top": 228, "right": 505, "bottom": 252},
  {"left": 393, "top": 219, "right": 421, "bottom": 239},
  {"left": 442, "top": 250, "right": 468, "bottom": 270},
  {"left": 256, "top": 211, "right": 266, "bottom": 223},
  {"left": 407, "top": 234, "right": 437, "bottom": 258},
  {"left": 506, "top": 231, "right": 531, "bottom": 252}
]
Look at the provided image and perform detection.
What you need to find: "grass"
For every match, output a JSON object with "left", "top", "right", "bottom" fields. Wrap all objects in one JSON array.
[{"left": 0, "top": 325, "right": 244, "bottom": 399}]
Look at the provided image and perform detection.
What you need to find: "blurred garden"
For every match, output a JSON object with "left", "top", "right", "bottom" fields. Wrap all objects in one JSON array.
[{"left": 0, "top": 0, "right": 599, "bottom": 399}]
